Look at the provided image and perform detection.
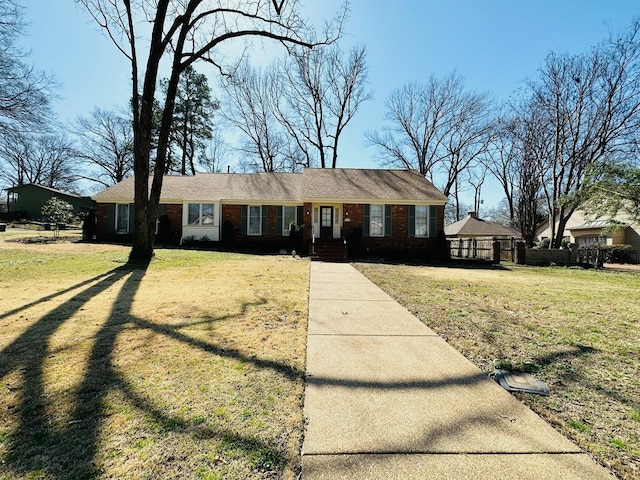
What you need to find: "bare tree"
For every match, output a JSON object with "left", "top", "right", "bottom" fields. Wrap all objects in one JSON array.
[
  {"left": 0, "top": 0, "right": 53, "bottom": 136},
  {"left": 367, "top": 73, "right": 464, "bottom": 179},
  {"left": 368, "top": 72, "right": 494, "bottom": 216},
  {"left": 467, "top": 162, "right": 487, "bottom": 217},
  {"left": 0, "top": 131, "right": 79, "bottom": 190},
  {"left": 76, "top": 0, "right": 345, "bottom": 262},
  {"left": 73, "top": 107, "right": 134, "bottom": 188},
  {"left": 276, "top": 44, "right": 371, "bottom": 168},
  {"left": 444, "top": 200, "right": 472, "bottom": 226},
  {"left": 525, "top": 20, "right": 640, "bottom": 248},
  {"left": 223, "top": 61, "right": 291, "bottom": 172},
  {"left": 483, "top": 115, "right": 520, "bottom": 222},
  {"left": 198, "top": 130, "right": 232, "bottom": 173},
  {"left": 222, "top": 43, "right": 369, "bottom": 171},
  {"left": 439, "top": 90, "right": 495, "bottom": 199}
]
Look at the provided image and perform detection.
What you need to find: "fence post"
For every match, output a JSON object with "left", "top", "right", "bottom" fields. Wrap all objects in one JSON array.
[
  {"left": 514, "top": 241, "right": 526, "bottom": 264},
  {"left": 492, "top": 240, "right": 501, "bottom": 264}
]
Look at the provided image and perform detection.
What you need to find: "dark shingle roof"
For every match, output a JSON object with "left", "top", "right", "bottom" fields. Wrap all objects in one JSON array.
[
  {"left": 301, "top": 168, "right": 447, "bottom": 203},
  {"left": 93, "top": 173, "right": 304, "bottom": 202},
  {"left": 93, "top": 168, "right": 447, "bottom": 204}
]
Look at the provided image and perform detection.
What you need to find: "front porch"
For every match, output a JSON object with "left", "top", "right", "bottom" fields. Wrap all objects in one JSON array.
[{"left": 305, "top": 203, "right": 347, "bottom": 262}]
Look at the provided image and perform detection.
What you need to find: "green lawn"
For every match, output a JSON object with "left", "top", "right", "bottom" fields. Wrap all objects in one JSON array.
[
  {"left": 0, "top": 236, "right": 310, "bottom": 480},
  {"left": 355, "top": 262, "right": 640, "bottom": 480}
]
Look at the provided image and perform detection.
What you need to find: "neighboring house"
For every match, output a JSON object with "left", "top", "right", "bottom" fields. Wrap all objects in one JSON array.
[
  {"left": 92, "top": 168, "right": 449, "bottom": 259},
  {"left": 536, "top": 210, "right": 640, "bottom": 249},
  {"left": 444, "top": 211, "right": 521, "bottom": 239},
  {"left": 6, "top": 184, "right": 96, "bottom": 221}
]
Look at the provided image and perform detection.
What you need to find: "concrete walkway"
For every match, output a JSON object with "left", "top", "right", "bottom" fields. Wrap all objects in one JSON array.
[{"left": 301, "top": 262, "right": 615, "bottom": 479}]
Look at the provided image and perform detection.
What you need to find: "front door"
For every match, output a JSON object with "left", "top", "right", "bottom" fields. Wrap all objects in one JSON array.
[{"left": 320, "top": 206, "right": 333, "bottom": 239}]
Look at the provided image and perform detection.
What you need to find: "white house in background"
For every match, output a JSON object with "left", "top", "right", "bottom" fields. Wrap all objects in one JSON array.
[{"left": 536, "top": 210, "right": 640, "bottom": 249}]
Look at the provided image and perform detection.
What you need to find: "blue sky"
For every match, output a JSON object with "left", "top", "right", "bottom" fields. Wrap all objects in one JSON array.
[{"left": 22, "top": 1, "right": 640, "bottom": 208}]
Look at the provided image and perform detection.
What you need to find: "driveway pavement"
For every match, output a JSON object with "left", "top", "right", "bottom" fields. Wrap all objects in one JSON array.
[{"left": 301, "top": 262, "right": 616, "bottom": 479}]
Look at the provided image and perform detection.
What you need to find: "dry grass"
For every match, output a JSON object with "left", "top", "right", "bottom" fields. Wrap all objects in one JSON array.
[
  {"left": 0, "top": 233, "right": 310, "bottom": 480},
  {"left": 355, "top": 261, "right": 640, "bottom": 480}
]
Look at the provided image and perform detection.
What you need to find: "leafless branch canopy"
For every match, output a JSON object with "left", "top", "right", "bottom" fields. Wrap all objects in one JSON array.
[{"left": 75, "top": 0, "right": 346, "bottom": 260}]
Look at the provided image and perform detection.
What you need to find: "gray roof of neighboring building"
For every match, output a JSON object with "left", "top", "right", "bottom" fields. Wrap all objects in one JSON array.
[
  {"left": 569, "top": 219, "right": 628, "bottom": 230},
  {"left": 7, "top": 183, "right": 87, "bottom": 199},
  {"left": 445, "top": 214, "right": 521, "bottom": 238},
  {"left": 93, "top": 168, "right": 448, "bottom": 204}
]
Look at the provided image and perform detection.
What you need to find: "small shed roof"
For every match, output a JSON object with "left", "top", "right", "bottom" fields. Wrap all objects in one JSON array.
[{"left": 445, "top": 213, "right": 521, "bottom": 238}]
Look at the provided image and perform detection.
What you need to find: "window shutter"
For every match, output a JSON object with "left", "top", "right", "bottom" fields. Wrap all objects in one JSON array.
[
  {"left": 429, "top": 205, "right": 437, "bottom": 237},
  {"left": 384, "top": 204, "right": 392, "bottom": 237},
  {"left": 408, "top": 205, "right": 415, "bottom": 237},
  {"left": 363, "top": 204, "right": 370, "bottom": 236},
  {"left": 296, "top": 206, "right": 304, "bottom": 228},
  {"left": 240, "top": 205, "right": 247, "bottom": 234},
  {"left": 128, "top": 203, "right": 135, "bottom": 234},
  {"left": 261, "top": 205, "right": 268, "bottom": 235},
  {"left": 107, "top": 204, "right": 115, "bottom": 233},
  {"left": 276, "top": 206, "right": 283, "bottom": 235}
]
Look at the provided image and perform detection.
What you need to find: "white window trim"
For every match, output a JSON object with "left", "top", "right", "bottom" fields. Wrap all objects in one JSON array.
[{"left": 187, "top": 203, "right": 215, "bottom": 226}]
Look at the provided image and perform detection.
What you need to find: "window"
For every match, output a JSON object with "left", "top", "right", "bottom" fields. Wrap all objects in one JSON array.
[
  {"left": 369, "top": 204, "right": 384, "bottom": 237},
  {"left": 188, "top": 203, "right": 214, "bottom": 225},
  {"left": 116, "top": 204, "right": 129, "bottom": 234},
  {"left": 248, "top": 205, "right": 262, "bottom": 235},
  {"left": 577, "top": 235, "right": 602, "bottom": 247},
  {"left": 409, "top": 205, "right": 436, "bottom": 238},
  {"left": 283, "top": 206, "right": 297, "bottom": 235},
  {"left": 415, "top": 205, "right": 428, "bottom": 237}
]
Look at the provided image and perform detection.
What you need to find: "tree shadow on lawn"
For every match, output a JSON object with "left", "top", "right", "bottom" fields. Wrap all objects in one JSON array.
[
  {"left": 0, "top": 261, "right": 302, "bottom": 479},
  {"left": 532, "top": 344, "right": 637, "bottom": 408}
]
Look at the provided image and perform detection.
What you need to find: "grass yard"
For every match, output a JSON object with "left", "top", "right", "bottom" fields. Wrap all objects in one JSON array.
[
  {"left": 0, "top": 232, "right": 310, "bottom": 480},
  {"left": 355, "top": 261, "right": 640, "bottom": 480}
]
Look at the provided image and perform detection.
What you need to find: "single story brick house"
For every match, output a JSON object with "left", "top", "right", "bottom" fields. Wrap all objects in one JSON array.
[{"left": 92, "top": 168, "right": 449, "bottom": 260}]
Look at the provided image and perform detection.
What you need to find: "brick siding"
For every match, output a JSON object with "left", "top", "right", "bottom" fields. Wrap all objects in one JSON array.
[
  {"left": 343, "top": 203, "right": 446, "bottom": 260},
  {"left": 222, "top": 204, "right": 303, "bottom": 252}
]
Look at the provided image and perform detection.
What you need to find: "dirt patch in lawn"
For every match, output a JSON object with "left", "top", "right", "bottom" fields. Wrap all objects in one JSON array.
[
  {"left": 0, "top": 237, "right": 310, "bottom": 480},
  {"left": 355, "top": 262, "right": 640, "bottom": 480},
  {"left": 0, "top": 230, "right": 126, "bottom": 254}
]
